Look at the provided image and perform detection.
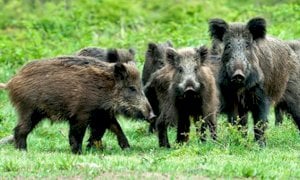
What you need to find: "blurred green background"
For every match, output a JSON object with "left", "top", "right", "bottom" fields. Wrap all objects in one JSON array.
[
  {"left": 0, "top": 0, "right": 299, "bottom": 73},
  {"left": 0, "top": 0, "right": 300, "bottom": 178}
]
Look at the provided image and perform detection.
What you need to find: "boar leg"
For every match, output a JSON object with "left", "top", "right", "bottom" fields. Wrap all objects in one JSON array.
[
  {"left": 290, "top": 107, "right": 300, "bottom": 131},
  {"left": 68, "top": 118, "right": 88, "bottom": 154},
  {"left": 144, "top": 83, "right": 160, "bottom": 133},
  {"left": 148, "top": 121, "right": 157, "bottom": 133},
  {"left": 227, "top": 113, "right": 237, "bottom": 126},
  {"left": 14, "top": 108, "right": 43, "bottom": 150},
  {"left": 207, "top": 115, "right": 217, "bottom": 141},
  {"left": 226, "top": 96, "right": 239, "bottom": 125},
  {"left": 194, "top": 116, "right": 207, "bottom": 142},
  {"left": 274, "top": 103, "right": 284, "bottom": 126},
  {"left": 285, "top": 99, "right": 300, "bottom": 131},
  {"left": 251, "top": 89, "right": 269, "bottom": 147},
  {"left": 87, "top": 112, "right": 110, "bottom": 150},
  {"left": 176, "top": 113, "right": 190, "bottom": 143},
  {"left": 157, "top": 114, "right": 170, "bottom": 148},
  {"left": 109, "top": 117, "right": 130, "bottom": 149},
  {"left": 280, "top": 81, "right": 300, "bottom": 130},
  {"left": 198, "top": 121, "right": 207, "bottom": 142},
  {"left": 238, "top": 108, "right": 248, "bottom": 137},
  {"left": 87, "top": 123, "right": 107, "bottom": 150}
]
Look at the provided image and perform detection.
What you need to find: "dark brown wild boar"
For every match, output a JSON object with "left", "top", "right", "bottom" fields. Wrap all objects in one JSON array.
[
  {"left": 209, "top": 17, "right": 300, "bottom": 146},
  {"left": 142, "top": 41, "right": 174, "bottom": 133},
  {"left": 142, "top": 41, "right": 173, "bottom": 85},
  {"left": 76, "top": 47, "right": 135, "bottom": 63},
  {"left": 143, "top": 58, "right": 175, "bottom": 133},
  {"left": 275, "top": 39, "right": 300, "bottom": 125},
  {"left": 155, "top": 46, "right": 219, "bottom": 148},
  {"left": 0, "top": 56, "right": 155, "bottom": 154}
]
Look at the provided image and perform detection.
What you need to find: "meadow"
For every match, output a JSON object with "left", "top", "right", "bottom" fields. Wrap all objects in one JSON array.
[{"left": 0, "top": 0, "right": 300, "bottom": 178}]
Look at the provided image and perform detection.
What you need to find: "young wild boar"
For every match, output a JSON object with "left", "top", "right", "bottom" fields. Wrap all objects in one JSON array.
[
  {"left": 155, "top": 46, "right": 219, "bottom": 148},
  {"left": 142, "top": 41, "right": 173, "bottom": 132},
  {"left": 209, "top": 17, "right": 300, "bottom": 146},
  {"left": 142, "top": 41, "right": 173, "bottom": 85},
  {"left": 275, "top": 40, "right": 300, "bottom": 125},
  {"left": 143, "top": 58, "right": 175, "bottom": 133},
  {"left": 76, "top": 47, "right": 135, "bottom": 63},
  {"left": 0, "top": 56, "right": 155, "bottom": 154}
]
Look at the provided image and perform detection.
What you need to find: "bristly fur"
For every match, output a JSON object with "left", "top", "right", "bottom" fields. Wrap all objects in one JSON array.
[
  {"left": 4, "top": 56, "right": 153, "bottom": 154},
  {"left": 142, "top": 41, "right": 173, "bottom": 86},
  {"left": 209, "top": 17, "right": 300, "bottom": 146},
  {"left": 153, "top": 47, "right": 219, "bottom": 148},
  {"left": 76, "top": 47, "right": 135, "bottom": 63},
  {"left": 142, "top": 41, "right": 174, "bottom": 133}
]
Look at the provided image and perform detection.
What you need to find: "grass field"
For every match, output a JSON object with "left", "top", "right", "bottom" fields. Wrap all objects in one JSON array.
[{"left": 0, "top": 0, "right": 300, "bottom": 178}]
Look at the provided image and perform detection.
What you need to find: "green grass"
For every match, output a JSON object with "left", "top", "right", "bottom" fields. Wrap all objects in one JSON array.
[{"left": 0, "top": 0, "right": 300, "bottom": 178}]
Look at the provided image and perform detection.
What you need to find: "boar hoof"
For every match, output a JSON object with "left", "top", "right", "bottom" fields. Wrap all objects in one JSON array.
[
  {"left": 87, "top": 140, "right": 104, "bottom": 150},
  {"left": 120, "top": 142, "right": 130, "bottom": 150},
  {"left": 159, "top": 142, "right": 170, "bottom": 148},
  {"left": 257, "top": 139, "right": 266, "bottom": 148}
]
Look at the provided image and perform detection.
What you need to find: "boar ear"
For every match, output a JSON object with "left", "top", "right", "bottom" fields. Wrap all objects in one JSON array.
[
  {"left": 114, "top": 62, "right": 128, "bottom": 81},
  {"left": 166, "top": 47, "right": 178, "bottom": 66},
  {"left": 107, "top": 49, "right": 120, "bottom": 63},
  {"left": 148, "top": 42, "right": 158, "bottom": 54},
  {"left": 246, "top": 17, "right": 266, "bottom": 40},
  {"left": 166, "top": 40, "right": 173, "bottom": 47},
  {"left": 128, "top": 48, "right": 137, "bottom": 63},
  {"left": 129, "top": 48, "right": 136, "bottom": 56},
  {"left": 196, "top": 46, "right": 208, "bottom": 63},
  {"left": 209, "top": 18, "right": 228, "bottom": 42},
  {"left": 147, "top": 42, "right": 162, "bottom": 62}
]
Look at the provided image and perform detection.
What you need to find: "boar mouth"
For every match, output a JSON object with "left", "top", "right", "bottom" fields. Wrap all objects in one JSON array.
[
  {"left": 184, "top": 86, "right": 195, "bottom": 93},
  {"left": 117, "top": 107, "right": 152, "bottom": 121},
  {"left": 181, "top": 85, "right": 200, "bottom": 99},
  {"left": 147, "top": 111, "right": 156, "bottom": 123}
]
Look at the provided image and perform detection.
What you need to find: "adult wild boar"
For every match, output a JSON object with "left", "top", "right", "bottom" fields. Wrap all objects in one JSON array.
[
  {"left": 275, "top": 40, "right": 300, "bottom": 125},
  {"left": 209, "top": 17, "right": 300, "bottom": 146},
  {"left": 155, "top": 46, "right": 219, "bottom": 148},
  {"left": 76, "top": 47, "right": 135, "bottom": 63},
  {"left": 0, "top": 56, "right": 155, "bottom": 154},
  {"left": 142, "top": 41, "right": 173, "bottom": 133}
]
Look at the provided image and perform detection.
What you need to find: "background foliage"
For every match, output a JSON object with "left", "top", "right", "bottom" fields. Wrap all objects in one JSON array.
[{"left": 0, "top": 0, "right": 299, "bottom": 178}]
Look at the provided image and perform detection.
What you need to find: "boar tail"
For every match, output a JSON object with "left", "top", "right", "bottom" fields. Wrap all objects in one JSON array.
[
  {"left": 0, "top": 135, "right": 14, "bottom": 146},
  {"left": 0, "top": 83, "right": 7, "bottom": 90}
]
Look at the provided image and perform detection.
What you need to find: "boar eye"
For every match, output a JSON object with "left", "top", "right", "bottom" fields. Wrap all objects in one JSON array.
[
  {"left": 157, "top": 61, "right": 164, "bottom": 67},
  {"left": 245, "top": 42, "right": 251, "bottom": 49},
  {"left": 225, "top": 43, "right": 231, "bottom": 50},
  {"left": 177, "top": 66, "right": 183, "bottom": 73},
  {"left": 194, "top": 67, "right": 198, "bottom": 72},
  {"left": 128, "top": 86, "right": 137, "bottom": 92}
]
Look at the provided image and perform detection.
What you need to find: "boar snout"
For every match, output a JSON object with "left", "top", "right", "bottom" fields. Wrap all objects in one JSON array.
[
  {"left": 184, "top": 85, "right": 195, "bottom": 93},
  {"left": 231, "top": 69, "right": 245, "bottom": 84},
  {"left": 147, "top": 110, "right": 156, "bottom": 123},
  {"left": 182, "top": 79, "right": 200, "bottom": 98},
  {"left": 183, "top": 79, "right": 198, "bottom": 93},
  {"left": 144, "top": 102, "right": 156, "bottom": 122}
]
